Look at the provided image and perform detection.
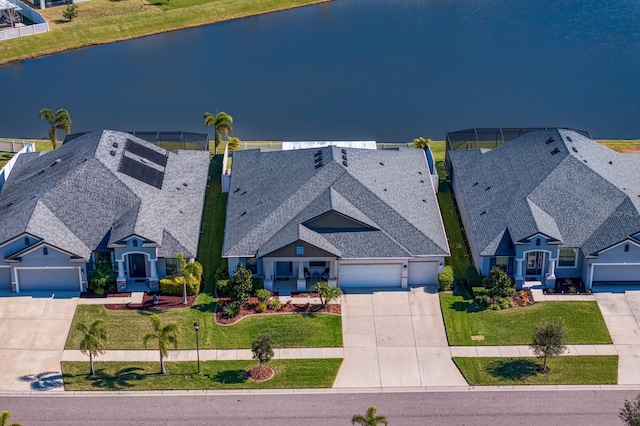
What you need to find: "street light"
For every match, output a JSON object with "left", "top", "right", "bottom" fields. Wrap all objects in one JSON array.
[{"left": 193, "top": 322, "right": 200, "bottom": 374}]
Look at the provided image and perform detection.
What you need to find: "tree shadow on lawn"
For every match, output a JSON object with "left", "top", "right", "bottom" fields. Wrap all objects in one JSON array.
[
  {"left": 81, "top": 367, "right": 146, "bottom": 390},
  {"left": 191, "top": 301, "right": 217, "bottom": 313},
  {"left": 486, "top": 359, "right": 539, "bottom": 381},
  {"left": 213, "top": 369, "right": 248, "bottom": 384},
  {"left": 450, "top": 300, "right": 485, "bottom": 314}
]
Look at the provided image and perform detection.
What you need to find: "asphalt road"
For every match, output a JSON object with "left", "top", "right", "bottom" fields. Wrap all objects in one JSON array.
[{"left": 1, "top": 390, "right": 637, "bottom": 425}]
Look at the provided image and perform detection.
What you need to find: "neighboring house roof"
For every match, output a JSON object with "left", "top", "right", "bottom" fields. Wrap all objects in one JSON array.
[
  {"left": 282, "top": 141, "right": 377, "bottom": 150},
  {"left": 0, "top": 130, "right": 210, "bottom": 260},
  {"left": 450, "top": 129, "right": 640, "bottom": 256},
  {"left": 222, "top": 146, "right": 449, "bottom": 259}
]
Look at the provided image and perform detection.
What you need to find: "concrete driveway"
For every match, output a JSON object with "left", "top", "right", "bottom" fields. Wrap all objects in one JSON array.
[
  {"left": 0, "top": 292, "right": 78, "bottom": 391},
  {"left": 333, "top": 286, "right": 466, "bottom": 389}
]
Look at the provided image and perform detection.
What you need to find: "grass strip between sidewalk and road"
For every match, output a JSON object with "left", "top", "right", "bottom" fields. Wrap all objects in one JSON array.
[
  {"left": 0, "top": 0, "right": 331, "bottom": 65},
  {"left": 62, "top": 358, "right": 342, "bottom": 390},
  {"left": 453, "top": 356, "right": 618, "bottom": 386},
  {"left": 440, "top": 295, "right": 612, "bottom": 346},
  {"left": 65, "top": 304, "right": 342, "bottom": 349}
]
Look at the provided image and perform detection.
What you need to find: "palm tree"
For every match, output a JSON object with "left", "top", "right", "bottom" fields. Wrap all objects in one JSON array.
[
  {"left": 177, "top": 252, "right": 203, "bottom": 305},
  {"left": 352, "top": 406, "right": 389, "bottom": 426},
  {"left": 143, "top": 314, "right": 178, "bottom": 374},
  {"left": 39, "top": 108, "right": 71, "bottom": 149},
  {"left": 203, "top": 111, "right": 233, "bottom": 156},
  {"left": 77, "top": 319, "right": 108, "bottom": 376},
  {"left": 0, "top": 410, "right": 22, "bottom": 426}
]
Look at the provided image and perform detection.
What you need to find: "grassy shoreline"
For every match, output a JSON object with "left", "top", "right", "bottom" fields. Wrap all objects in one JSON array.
[{"left": 0, "top": 0, "right": 331, "bottom": 66}]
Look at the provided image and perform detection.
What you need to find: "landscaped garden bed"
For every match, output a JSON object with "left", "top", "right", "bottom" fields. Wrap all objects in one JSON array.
[
  {"left": 215, "top": 297, "right": 341, "bottom": 325},
  {"left": 544, "top": 278, "right": 592, "bottom": 295},
  {"left": 104, "top": 293, "right": 198, "bottom": 311},
  {"left": 80, "top": 291, "right": 132, "bottom": 298},
  {"left": 62, "top": 358, "right": 343, "bottom": 391},
  {"left": 453, "top": 356, "right": 618, "bottom": 385}
]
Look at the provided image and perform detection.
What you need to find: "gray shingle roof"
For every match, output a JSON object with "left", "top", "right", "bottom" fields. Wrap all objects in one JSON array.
[
  {"left": 0, "top": 130, "right": 210, "bottom": 260},
  {"left": 222, "top": 146, "right": 449, "bottom": 259},
  {"left": 450, "top": 129, "right": 640, "bottom": 256}
]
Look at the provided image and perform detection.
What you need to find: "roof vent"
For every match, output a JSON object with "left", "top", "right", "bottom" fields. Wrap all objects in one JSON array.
[
  {"left": 420, "top": 180, "right": 424, "bottom": 183},
  {"left": 571, "top": 147, "right": 578, "bottom": 153},
  {"left": 485, "top": 186, "right": 491, "bottom": 191},
  {"left": 82, "top": 158, "right": 88, "bottom": 163},
  {"left": 240, "top": 211, "right": 246, "bottom": 217},
  {"left": 384, "top": 188, "right": 387, "bottom": 192},
  {"left": 183, "top": 182, "right": 188, "bottom": 187},
  {"left": 110, "top": 150, "right": 116, "bottom": 156},
  {"left": 379, "top": 162, "right": 384, "bottom": 166},
  {"left": 480, "top": 211, "right": 486, "bottom": 215},
  {"left": 609, "top": 161, "right": 613, "bottom": 165},
  {"left": 422, "top": 199, "right": 427, "bottom": 203},
  {"left": 341, "top": 149, "right": 347, "bottom": 155},
  {"left": 179, "top": 210, "right": 183, "bottom": 214},
  {"left": 241, "top": 191, "right": 247, "bottom": 196},
  {"left": 551, "top": 147, "right": 561, "bottom": 155},
  {"left": 472, "top": 182, "right": 479, "bottom": 187},
  {"left": 342, "top": 160, "right": 348, "bottom": 167},
  {"left": 233, "top": 188, "right": 240, "bottom": 193},
  {"left": 418, "top": 171, "right": 423, "bottom": 175},
  {"left": 545, "top": 137, "right": 555, "bottom": 145},
  {"left": 314, "top": 160, "right": 324, "bottom": 169},
  {"left": 583, "top": 159, "right": 588, "bottom": 163},
  {"left": 176, "top": 187, "right": 181, "bottom": 191},
  {"left": 342, "top": 154, "right": 347, "bottom": 161},
  {"left": 567, "top": 136, "right": 573, "bottom": 142},
  {"left": 112, "top": 142, "right": 119, "bottom": 148},
  {"left": 314, "top": 150, "right": 322, "bottom": 157}
]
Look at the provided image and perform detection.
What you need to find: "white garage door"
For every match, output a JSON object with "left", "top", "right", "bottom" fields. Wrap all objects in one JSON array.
[
  {"left": 593, "top": 264, "right": 640, "bottom": 283},
  {"left": 408, "top": 261, "right": 439, "bottom": 285},
  {"left": 0, "top": 267, "right": 10, "bottom": 291},
  {"left": 339, "top": 264, "right": 402, "bottom": 287},
  {"left": 17, "top": 268, "right": 81, "bottom": 292}
]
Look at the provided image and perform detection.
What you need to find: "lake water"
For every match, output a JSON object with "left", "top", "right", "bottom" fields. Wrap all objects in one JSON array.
[{"left": 1, "top": 0, "right": 639, "bottom": 141}]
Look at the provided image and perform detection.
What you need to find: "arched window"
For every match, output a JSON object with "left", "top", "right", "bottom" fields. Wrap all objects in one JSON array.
[
  {"left": 535, "top": 238, "right": 541, "bottom": 246},
  {"left": 132, "top": 239, "right": 138, "bottom": 247}
]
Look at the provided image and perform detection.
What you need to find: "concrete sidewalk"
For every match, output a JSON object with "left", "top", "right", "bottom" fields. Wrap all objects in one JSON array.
[
  {"left": 62, "top": 347, "right": 344, "bottom": 362},
  {"left": 450, "top": 345, "right": 617, "bottom": 357},
  {"left": 77, "top": 292, "right": 144, "bottom": 305}
]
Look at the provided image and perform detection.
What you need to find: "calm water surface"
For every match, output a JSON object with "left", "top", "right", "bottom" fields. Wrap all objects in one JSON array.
[{"left": 1, "top": 0, "right": 639, "bottom": 140}]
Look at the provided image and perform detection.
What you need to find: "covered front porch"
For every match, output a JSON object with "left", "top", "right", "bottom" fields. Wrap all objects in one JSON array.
[
  {"left": 514, "top": 250, "right": 557, "bottom": 289},
  {"left": 263, "top": 257, "right": 338, "bottom": 292}
]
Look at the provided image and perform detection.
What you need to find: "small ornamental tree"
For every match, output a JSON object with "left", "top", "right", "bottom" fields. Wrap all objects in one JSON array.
[
  {"left": 143, "top": 314, "right": 178, "bottom": 374},
  {"left": 620, "top": 393, "right": 640, "bottom": 426},
  {"left": 529, "top": 320, "right": 567, "bottom": 373},
  {"left": 314, "top": 281, "right": 342, "bottom": 306},
  {"left": 483, "top": 266, "right": 515, "bottom": 299},
  {"left": 251, "top": 333, "right": 274, "bottom": 375},
  {"left": 352, "top": 406, "right": 388, "bottom": 426},
  {"left": 228, "top": 262, "right": 253, "bottom": 305},
  {"left": 62, "top": 3, "right": 79, "bottom": 22},
  {"left": 412, "top": 137, "right": 431, "bottom": 149},
  {"left": 438, "top": 265, "right": 454, "bottom": 291},
  {"left": 77, "top": 319, "right": 108, "bottom": 376}
]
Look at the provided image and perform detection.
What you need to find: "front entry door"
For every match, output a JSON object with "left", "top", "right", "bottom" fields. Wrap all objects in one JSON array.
[
  {"left": 275, "top": 262, "right": 292, "bottom": 278},
  {"left": 526, "top": 252, "right": 544, "bottom": 276},
  {"left": 129, "top": 254, "right": 146, "bottom": 278}
]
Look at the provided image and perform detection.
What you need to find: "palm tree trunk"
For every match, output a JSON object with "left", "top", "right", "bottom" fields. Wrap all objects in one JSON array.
[
  {"left": 160, "top": 351, "right": 166, "bottom": 374},
  {"left": 89, "top": 353, "right": 95, "bottom": 376}
]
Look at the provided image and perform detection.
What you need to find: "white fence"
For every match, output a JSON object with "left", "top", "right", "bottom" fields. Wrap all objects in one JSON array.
[
  {"left": 0, "top": 142, "right": 35, "bottom": 191},
  {"left": 0, "top": 140, "right": 34, "bottom": 153},
  {"left": 0, "top": 0, "right": 48, "bottom": 41}
]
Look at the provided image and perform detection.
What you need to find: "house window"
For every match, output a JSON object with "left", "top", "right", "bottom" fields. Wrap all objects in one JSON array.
[
  {"left": 296, "top": 246, "right": 304, "bottom": 255},
  {"left": 245, "top": 258, "right": 258, "bottom": 274},
  {"left": 24, "top": 237, "right": 29, "bottom": 245},
  {"left": 625, "top": 244, "right": 630, "bottom": 252},
  {"left": 558, "top": 248, "right": 577, "bottom": 267},
  {"left": 310, "top": 261, "right": 326, "bottom": 267},
  {"left": 43, "top": 247, "right": 48, "bottom": 256},
  {"left": 132, "top": 239, "right": 138, "bottom": 247},
  {"left": 490, "top": 256, "right": 513, "bottom": 275},
  {"left": 165, "top": 258, "right": 178, "bottom": 276},
  {"left": 94, "top": 251, "right": 112, "bottom": 267},
  {"left": 535, "top": 238, "right": 541, "bottom": 246}
]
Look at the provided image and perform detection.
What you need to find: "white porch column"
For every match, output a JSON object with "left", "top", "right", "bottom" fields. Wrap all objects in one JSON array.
[
  {"left": 515, "top": 258, "right": 523, "bottom": 280},
  {"left": 401, "top": 262, "right": 408, "bottom": 288},
  {"left": 548, "top": 258, "right": 556, "bottom": 278},
  {"left": 297, "top": 260, "right": 306, "bottom": 291},
  {"left": 328, "top": 260, "right": 338, "bottom": 288},
  {"left": 116, "top": 259, "right": 125, "bottom": 280},
  {"left": 149, "top": 259, "right": 158, "bottom": 280},
  {"left": 264, "top": 259, "right": 273, "bottom": 291}
]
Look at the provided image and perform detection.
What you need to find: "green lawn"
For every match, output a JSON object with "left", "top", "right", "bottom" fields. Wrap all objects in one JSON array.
[
  {"left": 440, "top": 293, "right": 611, "bottom": 346},
  {"left": 0, "top": 152, "right": 13, "bottom": 169},
  {"left": 0, "top": 0, "right": 330, "bottom": 65},
  {"left": 454, "top": 356, "right": 618, "bottom": 385},
  {"left": 62, "top": 358, "right": 342, "bottom": 390},
  {"left": 65, "top": 304, "right": 342, "bottom": 349}
]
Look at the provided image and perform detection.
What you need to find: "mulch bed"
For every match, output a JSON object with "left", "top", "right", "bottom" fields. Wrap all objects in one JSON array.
[
  {"left": 289, "top": 291, "right": 321, "bottom": 298},
  {"left": 247, "top": 366, "right": 274, "bottom": 382},
  {"left": 80, "top": 291, "right": 132, "bottom": 298},
  {"left": 511, "top": 289, "right": 535, "bottom": 307},
  {"left": 215, "top": 297, "right": 341, "bottom": 325},
  {"left": 104, "top": 293, "right": 198, "bottom": 311},
  {"left": 548, "top": 278, "right": 591, "bottom": 295}
]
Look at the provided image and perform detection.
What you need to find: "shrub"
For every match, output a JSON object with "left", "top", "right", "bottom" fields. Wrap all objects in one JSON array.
[
  {"left": 483, "top": 267, "right": 515, "bottom": 299},
  {"left": 215, "top": 265, "right": 229, "bottom": 281},
  {"left": 62, "top": 3, "right": 79, "bottom": 22},
  {"left": 256, "top": 289, "right": 271, "bottom": 303},
  {"left": 438, "top": 265, "right": 454, "bottom": 291},
  {"left": 228, "top": 263, "right": 253, "bottom": 305},
  {"left": 497, "top": 297, "right": 510, "bottom": 310},
  {"left": 465, "top": 266, "right": 483, "bottom": 287},
  {"left": 252, "top": 277, "right": 264, "bottom": 294},
  {"left": 223, "top": 302, "right": 241, "bottom": 318},
  {"left": 268, "top": 298, "right": 281, "bottom": 311},
  {"left": 159, "top": 275, "right": 200, "bottom": 296},
  {"left": 474, "top": 294, "right": 490, "bottom": 307},
  {"left": 256, "top": 302, "right": 267, "bottom": 313},
  {"left": 216, "top": 279, "right": 229, "bottom": 296},
  {"left": 314, "top": 281, "right": 342, "bottom": 306},
  {"left": 489, "top": 303, "right": 500, "bottom": 310},
  {"left": 88, "top": 263, "right": 115, "bottom": 295}
]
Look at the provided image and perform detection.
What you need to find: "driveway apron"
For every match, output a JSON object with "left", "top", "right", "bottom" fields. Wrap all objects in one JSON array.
[
  {"left": 0, "top": 292, "right": 78, "bottom": 391},
  {"left": 333, "top": 286, "right": 466, "bottom": 388}
]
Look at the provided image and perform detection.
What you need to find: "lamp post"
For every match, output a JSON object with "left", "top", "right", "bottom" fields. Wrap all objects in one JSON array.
[{"left": 193, "top": 322, "right": 200, "bottom": 374}]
